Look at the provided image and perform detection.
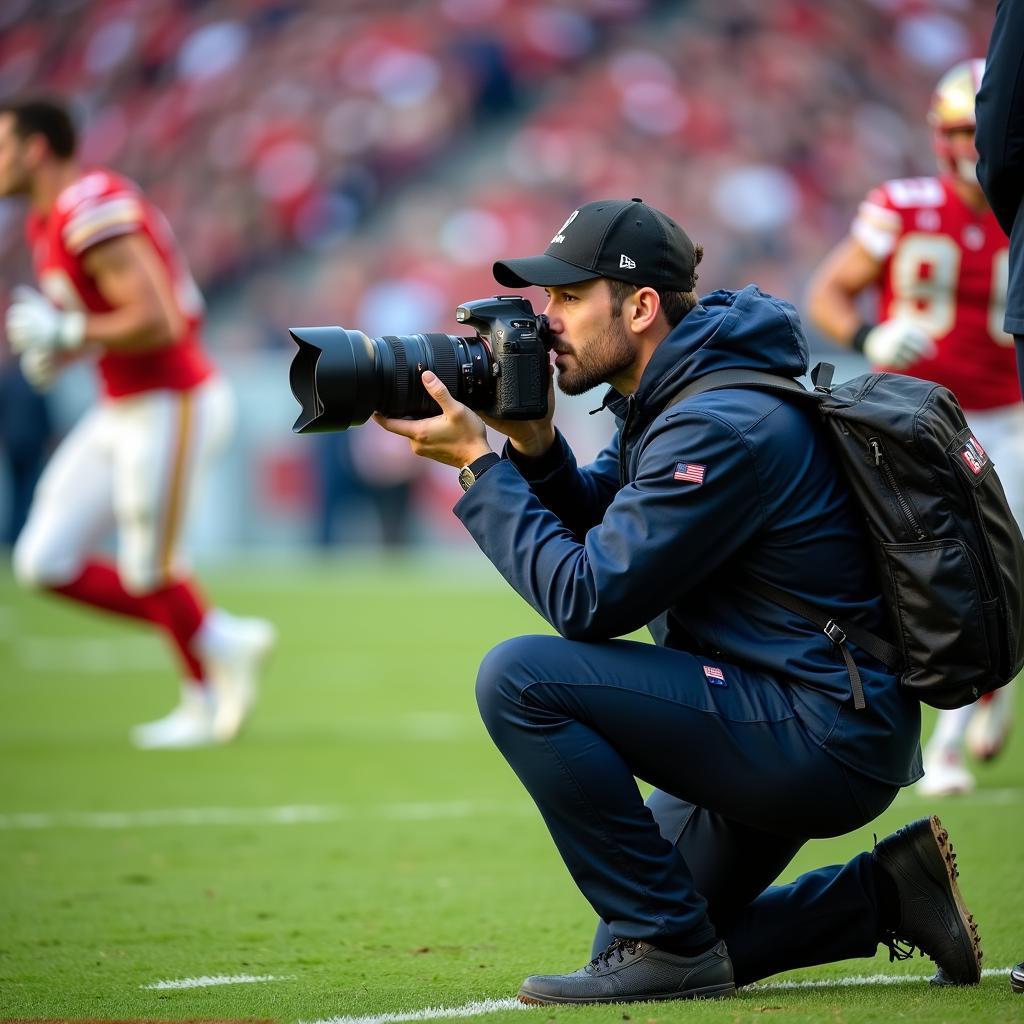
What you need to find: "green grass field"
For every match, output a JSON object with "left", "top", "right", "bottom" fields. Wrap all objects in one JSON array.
[{"left": 1, "top": 556, "right": 1022, "bottom": 1024}]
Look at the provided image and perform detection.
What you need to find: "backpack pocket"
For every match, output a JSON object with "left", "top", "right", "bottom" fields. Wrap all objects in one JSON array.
[{"left": 880, "top": 538, "right": 993, "bottom": 707}]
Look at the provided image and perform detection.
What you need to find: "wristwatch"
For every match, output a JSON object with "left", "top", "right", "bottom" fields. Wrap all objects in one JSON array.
[{"left": 458, "top": 452, "right": 501, "bottom": 492}]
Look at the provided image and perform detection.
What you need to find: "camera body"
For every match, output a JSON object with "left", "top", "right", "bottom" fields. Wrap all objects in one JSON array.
[
  {"left": 455, "top": 296, "right": 551, "bottom": 420},
  {"left": 289, "top": 296, "right": 552, "bottom": 433}
]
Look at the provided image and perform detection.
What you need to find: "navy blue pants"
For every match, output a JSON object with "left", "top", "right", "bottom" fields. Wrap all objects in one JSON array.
[{"left": 476, "top": 635, "right": 899, "bottom": 985}]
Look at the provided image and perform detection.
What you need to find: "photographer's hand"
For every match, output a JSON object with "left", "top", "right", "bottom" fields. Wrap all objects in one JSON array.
[
  {"left": 479, "top": 360, "right": 557, "bottom": 459},
  {"left": 373, "top": 371, "right": 492, "bottom": 468}
]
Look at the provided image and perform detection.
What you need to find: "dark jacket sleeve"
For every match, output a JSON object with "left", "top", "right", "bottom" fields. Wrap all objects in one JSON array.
[
  {"left": 455, "top": 410, "right": 766, "bottom": 641},
  {"left": 976, "top": 0, "right": 1024, "bottom": 237},
  {"left": 503, "top": 428, "right": 621, "bottom": 540}
]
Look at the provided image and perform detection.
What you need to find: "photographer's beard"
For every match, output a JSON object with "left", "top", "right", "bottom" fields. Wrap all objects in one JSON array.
[{"left": 555, "top": 317, "right": 634, "bottom": 396}]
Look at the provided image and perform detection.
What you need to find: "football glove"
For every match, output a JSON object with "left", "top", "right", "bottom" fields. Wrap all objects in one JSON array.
[
  {"left": 19, "top": 348, "right": 59, "bottom": 392},
  {"left": 863, "top": 319, "right": 936, "bottom": 370},
  {"left": 6, "top": 285, "right": 86, "bottom": 354}
]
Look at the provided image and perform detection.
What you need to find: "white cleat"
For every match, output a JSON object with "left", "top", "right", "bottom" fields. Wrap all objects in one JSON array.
[
  {"left": 965, "top": 688, "right": 1014, "bottom": 762},
  {"left": 131, "top": 685, "right": 217, "bottom": 750},
  {"left": 196, "top": 612, "right": 276, "bottom": 743},
  {"left": 917, "top": 748, "right": 976, "bottom": 797}
]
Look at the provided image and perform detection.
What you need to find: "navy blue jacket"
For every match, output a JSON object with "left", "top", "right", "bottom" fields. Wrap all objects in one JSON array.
[
  {"left": 456, "top": 286, "right": 921, "bottom": 786},
  {"left": 976, "top": 0, "right": 1024, "bottom": 336}
]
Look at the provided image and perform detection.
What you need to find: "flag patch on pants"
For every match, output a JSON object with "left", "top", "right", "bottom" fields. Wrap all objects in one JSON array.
[{"left": 703, "top": 665, "right": 726, "bottom": 687}]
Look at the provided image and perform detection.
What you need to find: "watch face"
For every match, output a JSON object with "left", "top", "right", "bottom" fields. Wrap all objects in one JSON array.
[{"left": 458, "top": 466, "right": 474, "bottom": 492}]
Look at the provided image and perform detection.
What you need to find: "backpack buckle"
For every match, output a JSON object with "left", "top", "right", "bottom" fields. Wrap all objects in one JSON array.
[{"left": 824, "top": 620, "right": 847, "bottom": 645}]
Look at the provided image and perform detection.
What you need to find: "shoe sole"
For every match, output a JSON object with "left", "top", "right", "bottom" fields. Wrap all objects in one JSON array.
[
  {"left": 1012, "top": 963, "right": 1024, "bottom": 994},
  {"left": 966, "top": 728, "right": 1011, "bottom": 763},
  {"left": 966, "top": 692, "right": 1013, "bottom": 762},
  {"left": 517, "top": 982, "right": 736, "bottom": 1005},
  {"left": 927, "top": 815, "right": 982, "bottom": 985},
  {"left": 916, "top": 780, "right": 975, "bottom": 797},
  {"left": 211, "top": 623, "right": 277, "bottom": 743}
]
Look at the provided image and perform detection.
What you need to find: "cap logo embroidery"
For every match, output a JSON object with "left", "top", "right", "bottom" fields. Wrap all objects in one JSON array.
[
  {"left": 550, "top": 209, "right": 580, "bottom": 245},
  {"left": 619, "top": 254, "right": 636, "bottom": 269}
]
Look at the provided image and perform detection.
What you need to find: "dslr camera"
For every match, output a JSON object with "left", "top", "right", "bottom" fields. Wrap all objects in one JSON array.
[{"left": 289, "top": 296, "right": 553, "bottom": 433}]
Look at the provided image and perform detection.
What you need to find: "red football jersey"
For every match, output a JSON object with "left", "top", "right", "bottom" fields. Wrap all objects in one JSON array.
[
  {"left": 25, "top": 169, "right": 213, "bottom": 398},
  {"left": 852, "top": 175, "right": 1017, "bottom": 410}
]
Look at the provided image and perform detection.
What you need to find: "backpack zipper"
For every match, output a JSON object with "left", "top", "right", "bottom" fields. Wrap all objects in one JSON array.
[{"left": 869, "top": 438, "right": 927, "bottom": 541}]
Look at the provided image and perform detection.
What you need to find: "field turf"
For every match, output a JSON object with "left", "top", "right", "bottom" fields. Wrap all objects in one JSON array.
[{"left": 1, "top": 556, "right": 1022, "bottom": 1024}]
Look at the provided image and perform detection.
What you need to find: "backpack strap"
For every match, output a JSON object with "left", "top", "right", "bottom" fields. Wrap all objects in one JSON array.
[
  {"left": 662, "top": 364, "right": 902, "bottom": 710},
  {"left": 665, "top": 367, "right": 818, "bottom": 407},
  {"left": 742, "top": 577, "right": 902, "bottom": 711}
]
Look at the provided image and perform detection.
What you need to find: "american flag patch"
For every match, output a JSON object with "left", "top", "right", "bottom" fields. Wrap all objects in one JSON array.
[
  {"left": 673, "top": 462, "right": 706, "bottom": 484},
  {"left": 703, "top": 665, "right": 726, "bottom": 686}
]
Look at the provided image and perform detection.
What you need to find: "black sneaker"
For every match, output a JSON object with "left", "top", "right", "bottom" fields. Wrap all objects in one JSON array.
[
  {"left": 1011, "top": 962, "right": 1024, "bottom": 995},
  {"left": 516, "top": 938, "right": 735, "bottom": 1005},
  {"left": 873, "top": 815, "right": 982, "bottom": 986}
]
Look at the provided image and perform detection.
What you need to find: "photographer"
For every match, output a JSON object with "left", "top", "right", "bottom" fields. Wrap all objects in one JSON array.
[{"left": 375, "top": 198, "right": 981, "bottom": 1004}]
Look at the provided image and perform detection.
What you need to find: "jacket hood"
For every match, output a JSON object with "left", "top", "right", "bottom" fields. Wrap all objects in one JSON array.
[{"left": 604, "top": 284, "right": 809, "bottom": 419}]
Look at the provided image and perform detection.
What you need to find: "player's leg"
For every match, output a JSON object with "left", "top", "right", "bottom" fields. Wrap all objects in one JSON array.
[
  {"left": 917, "top": 404, "right": 1022, "bottom": 790},
  {"left": 113, "top": 379, "right": 273, "bottom": 747},
  {"left": 12, "top": 406, "right": 123, "bottom": 601},
  {"left": 10, "top": 404, "right": 227, "bottom": 675},
  {"left": 919, "top": 706, "right": 976, "bottom": 795},
  {"left": 109, "top": 386, "right": 216, "bottom": 747},
  {"left": 962, "top": 404, "right": 1023, "bottom": 762},
  {"left": 183, "top": 377, "right": 276, "bottom": 740}
]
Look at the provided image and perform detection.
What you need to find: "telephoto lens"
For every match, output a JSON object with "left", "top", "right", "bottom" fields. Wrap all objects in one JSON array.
[
  {"left": 289, "top": 296, "right": 552, "bottom": 433},
  {"left": 289, "top": 328, "right": 493, "bottom": 433}
]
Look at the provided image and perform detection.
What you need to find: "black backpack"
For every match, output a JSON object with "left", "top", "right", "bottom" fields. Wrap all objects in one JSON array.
[{"left": 669, "top": 363, "right": 1024, "bottom": 711}]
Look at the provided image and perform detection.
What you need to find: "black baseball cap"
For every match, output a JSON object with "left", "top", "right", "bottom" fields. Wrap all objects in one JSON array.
[{"left": 493, "top": 198, "right": 697, "bottom": 292}]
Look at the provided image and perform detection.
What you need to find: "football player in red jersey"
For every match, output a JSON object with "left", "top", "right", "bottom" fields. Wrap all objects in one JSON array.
[
  {"left": 1, "top": 98, "right": 275, "bottom": 749},
  {"left": 807, "top": 60, "right": 1019, "bottom": 796}
]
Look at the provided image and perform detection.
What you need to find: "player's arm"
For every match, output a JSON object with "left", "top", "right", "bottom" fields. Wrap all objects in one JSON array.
[
  {"left": 806, "top": 234, "right": 936, "bottom": 369},
  {"left": 5, "top": 232, "right": 183, "bottom": 357},
  {"left": 78, "top": 232, "right": 182, "bottom": 350},
  {"left": 805, "top": 236, "right": 882, "bottom": 347}
]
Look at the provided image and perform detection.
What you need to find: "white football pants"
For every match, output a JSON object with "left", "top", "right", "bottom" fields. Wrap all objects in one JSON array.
[{"left": 13, "top": 376, "right": 234, "bottom": 594}]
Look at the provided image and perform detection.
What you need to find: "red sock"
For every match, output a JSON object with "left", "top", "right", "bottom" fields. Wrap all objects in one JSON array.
[
  {"left": 51, "top": 559, "right": 208, "bottom": 683},
  {"left": 141, "top": 578, "right": 207, "bottom": 682}
]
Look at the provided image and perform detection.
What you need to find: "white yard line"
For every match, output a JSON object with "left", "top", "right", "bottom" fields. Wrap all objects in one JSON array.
[
  {"left": 3, "top": 786, "right": 1020, "bottom": 831},
  {"left": 300, "top": 998, "right": 527, "bottom": 1024},
  {"left": 144, "top": 973, "right": 290, "bottom": 990},
  {"left": 302, "top": 968, "right": 1016, "bottom": 1024},
  {"left": 897, "top": 787, "right": 1023, "bottom": 805},
  {"left": 0, "top": 799, "right": 532, "bottom": 830},
  {"left": 747, "top": 965, "right": 1012, "bottom": 991}
]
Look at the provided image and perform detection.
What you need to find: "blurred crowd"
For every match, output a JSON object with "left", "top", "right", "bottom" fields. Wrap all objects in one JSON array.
[
  {"left": 1, "top": 0, "right": 993, "bottom": 326},
  {"left": 0, "top": 0, "right": 996, "bottom": 549}
]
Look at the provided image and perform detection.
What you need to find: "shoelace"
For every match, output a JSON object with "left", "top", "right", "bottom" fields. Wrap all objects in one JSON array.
[
  {"left": 882, "top": 933, "right": 921, "bottom": 963},
  {"left": 873, "top": 827, "right": 965, "bottom": 966},
  {"left": 589, "top": 938, "right": 640, "bottom": 971}
]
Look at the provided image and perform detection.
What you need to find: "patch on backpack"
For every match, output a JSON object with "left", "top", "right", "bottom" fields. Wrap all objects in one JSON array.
[
  {"left": 950, "top": 429, "right": 990, "bottom": 483},
  {"left": 703, "top": 664, "right": 726, "bottom": 687}
]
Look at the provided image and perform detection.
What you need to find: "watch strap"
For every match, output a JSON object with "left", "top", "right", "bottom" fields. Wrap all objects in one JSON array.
[
  {"left": 467, "top": 452, "right": 501, "bottom": 478},
  {"left": 459, "top": 451, "right": 501, "bottom": 491}
]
